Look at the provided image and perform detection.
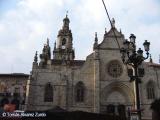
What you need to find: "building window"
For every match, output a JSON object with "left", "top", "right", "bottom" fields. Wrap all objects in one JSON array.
[
  {"left": 13, "top": 87, "right": 20, "bottom": 98},
  {"left": 75, "top": 81, "right": 85, "bottom": 102},
  {"left": 44, "top": 83, "right": 53, "bottom": 102},
  {"left": 147, "top": 81, "right": 155, "bottom": 99}
]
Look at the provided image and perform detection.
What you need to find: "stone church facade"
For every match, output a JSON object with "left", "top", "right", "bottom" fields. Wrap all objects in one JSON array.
[{"left": 25, "top": 15, "right": 160, "bottom": 120}]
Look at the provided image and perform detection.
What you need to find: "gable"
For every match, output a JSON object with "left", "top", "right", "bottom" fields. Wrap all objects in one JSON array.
[{"left": 98, "top": 27, "right": 125, "bottom": 50}]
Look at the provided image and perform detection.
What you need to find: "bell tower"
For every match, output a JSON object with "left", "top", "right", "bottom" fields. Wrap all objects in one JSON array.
[{"left": 53, "top": 14, "right": 75, "bottom": 60}]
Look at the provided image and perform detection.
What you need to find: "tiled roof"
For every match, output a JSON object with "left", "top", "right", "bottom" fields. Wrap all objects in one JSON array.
[{"left": 0, "top": 73, "right": 29, "bottom": 77}]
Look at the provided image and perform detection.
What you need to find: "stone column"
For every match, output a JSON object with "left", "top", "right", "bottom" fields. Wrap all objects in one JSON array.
[{"left": 93, "top": 49, "right": 100, "bottom": 113}]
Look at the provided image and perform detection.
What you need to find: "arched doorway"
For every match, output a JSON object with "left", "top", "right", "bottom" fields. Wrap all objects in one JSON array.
[
  {"left": 105, "top": 91, "right": 126, "bottom": 116},
  {"left": 100, "top": 82, "right": 135, "bottom": 116}
]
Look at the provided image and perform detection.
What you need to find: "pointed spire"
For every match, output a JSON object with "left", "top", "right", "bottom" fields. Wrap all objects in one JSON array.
[
  {"left": 94, "top": 32, "right": 98, "bottom": 50},
  {"left": 63, "top": 11, "right": 70, "bottom": 29},
  {"left": 105, "top": 28, "right": 107, "bottom": 34},
  {"left": 66, "top": 10, "right": 68, "bottom": 18},
  {"left": 120, "top": 29, "right": 122, "bottom": 34},
  {"left": 34, "top": 51, "right": 38, "bottom": 63},
  {"left": 41, "top": 38, "right": 51, "bottom": 60},
  {"left": 44, "top": 37, "right": 49, "bottom": 46},
  {"left": 111, "top": 18, "right": 115, "bottom": 28},
  {"left": 54, "top": 41, "right": 56, "bottom": 50},
  {"left": 95, "top": 32, "right": 98, "bottom": 43},
  {"left": 150, "top": 54, "right": 153, "bottom": 63},
  {"left": 47, "top": 38, "right": 49, "bottom": 46}
]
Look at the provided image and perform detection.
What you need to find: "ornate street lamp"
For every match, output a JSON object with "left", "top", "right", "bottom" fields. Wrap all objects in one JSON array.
[{"left": 120, "top": 34, "right": 150, "bottom": 120}]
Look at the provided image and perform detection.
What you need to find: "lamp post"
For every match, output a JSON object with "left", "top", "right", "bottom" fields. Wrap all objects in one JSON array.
[{"left": 120, "top": 34, "right": 150, "bottom": 120}]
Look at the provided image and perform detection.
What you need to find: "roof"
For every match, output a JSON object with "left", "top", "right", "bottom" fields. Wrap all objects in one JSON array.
[
  {"left": 149, "top": 63, "right": 160, "bottom": 68},
  {"left": 145, "top": 62, "right": 160, "bottom": 68},
  {"left": 51, "top": 60, "right": 85, "bottom": 66},
  {"left": 0, "top": 73, "right": 29, "bottom": 77},
  {"left": 70, "top": 60, "right": 85, "bottom": 66}
]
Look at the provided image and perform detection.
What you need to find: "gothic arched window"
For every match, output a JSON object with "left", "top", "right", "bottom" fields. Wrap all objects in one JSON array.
[
  {"left": 75, "top": 81, "right": 85, "bottom": 102},
  {"left": 147, "top": 81, "right": 155, "bottom": 99},
  {"left": 44, "top": 83, "right": 53, "bottom": 102}
]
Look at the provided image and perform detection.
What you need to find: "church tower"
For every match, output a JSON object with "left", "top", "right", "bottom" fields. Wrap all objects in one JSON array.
[{"left": 53, "top": 15, "right": 75, "bottom": 60}]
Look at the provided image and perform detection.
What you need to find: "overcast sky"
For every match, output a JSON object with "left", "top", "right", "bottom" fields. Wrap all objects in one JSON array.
[{"left": 0, "top": 0, "right": 160, "bottom": 74}]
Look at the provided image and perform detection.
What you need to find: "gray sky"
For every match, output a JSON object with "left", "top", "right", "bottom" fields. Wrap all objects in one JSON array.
[{"left": 0, "top": 0, "right": 160, "bottom": 74}]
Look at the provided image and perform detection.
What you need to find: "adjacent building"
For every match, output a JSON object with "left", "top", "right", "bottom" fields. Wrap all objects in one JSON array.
[{"left": 0, "top": 73, "right": 29, "bottom": 110}]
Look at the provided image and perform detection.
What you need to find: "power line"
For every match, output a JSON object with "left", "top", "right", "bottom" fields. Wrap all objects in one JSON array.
[{"left": 101, "top": 0, "right": 121, "bottom": 49}]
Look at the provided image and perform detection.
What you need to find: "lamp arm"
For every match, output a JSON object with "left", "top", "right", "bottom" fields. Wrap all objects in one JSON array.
[
  {"left": 131, "top": 42, "right": 136, "bottom": 50},
  {"left": 127, "top": 63, "right": 134, "bottom": 67}
]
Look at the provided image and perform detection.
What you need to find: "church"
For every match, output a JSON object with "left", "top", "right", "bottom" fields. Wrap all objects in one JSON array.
[{"left": 25, "top": 15, "right": 160, "bottom": 120}]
